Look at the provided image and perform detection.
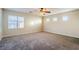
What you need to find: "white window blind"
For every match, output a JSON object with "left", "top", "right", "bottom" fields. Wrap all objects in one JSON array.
[
  {"left": 18, "top": 16, "right": 24, "bottom": 28},
  {"left": 8, "top": 15, "right": 24, "bottom": 29}
]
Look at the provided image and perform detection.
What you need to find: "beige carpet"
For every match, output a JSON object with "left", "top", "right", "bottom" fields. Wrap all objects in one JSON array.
[{"left": 0, "top": 32, "right": 79, "bottom": 50}]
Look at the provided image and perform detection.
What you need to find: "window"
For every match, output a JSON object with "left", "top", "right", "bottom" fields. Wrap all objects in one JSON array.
[
  {"left": 8, "top": 15, "right": 24, "bottom": 29},
  {"left": 18, "top": 17, "right": 24, "bottom": 28},
  {"left": 8, "top": 16, "right": 17, "bottom": 29}
]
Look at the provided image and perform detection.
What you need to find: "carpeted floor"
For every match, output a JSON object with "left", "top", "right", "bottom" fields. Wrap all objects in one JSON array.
[{"left": 0, "top": 32, "right": 79, "bottom": 50}]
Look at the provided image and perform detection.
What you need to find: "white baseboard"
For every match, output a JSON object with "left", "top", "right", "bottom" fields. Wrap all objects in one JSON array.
[
  {"left": 3, "top": 31, "right": 41, "bottom": 38},
  {"left": 44, "top": 31, "right": 79, "bottom": 38}
]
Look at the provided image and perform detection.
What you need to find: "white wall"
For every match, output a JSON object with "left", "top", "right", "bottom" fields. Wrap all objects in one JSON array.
[
  {"left": 0, "top": 8, "right": 2, "bottom": 40},
  {"left": 44, "top": 10, "right": 79, "bottom": 38},
  {"left": 3, "top": 10, "right": 42, "bottom": 37},
  {"left": 3, "top": 9, "right": 79, "bottom": 38}
]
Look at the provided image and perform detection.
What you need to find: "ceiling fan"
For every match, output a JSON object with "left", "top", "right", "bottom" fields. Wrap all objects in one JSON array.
[{"left": 40, "top": 8, "right": 51, "bottom": 15}]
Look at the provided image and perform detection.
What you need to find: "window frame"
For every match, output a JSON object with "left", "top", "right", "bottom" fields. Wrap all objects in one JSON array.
[{"left": 8, "top": 15, "right": 24, "bottom": 29}]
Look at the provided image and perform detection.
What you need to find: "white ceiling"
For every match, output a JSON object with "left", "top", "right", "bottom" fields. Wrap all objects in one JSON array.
[{"left": 4, "top": 8, "right": 78, "bottom": 16}]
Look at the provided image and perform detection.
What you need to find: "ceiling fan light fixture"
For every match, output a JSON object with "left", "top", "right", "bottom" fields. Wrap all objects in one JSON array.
[
  {"left": 40, "top": 8, "right": 48, "bottom": 12},
  {"left": 40, "top": 8, "right": 51, "bottom": 16}
]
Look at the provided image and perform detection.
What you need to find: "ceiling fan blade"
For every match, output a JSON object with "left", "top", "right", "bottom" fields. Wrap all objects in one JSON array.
[
  {"left": 40, "top": 8, "right": 43, "bottom": 11},
  {"left": 45, "top": 11, "right": 51, "bottom": 13}
]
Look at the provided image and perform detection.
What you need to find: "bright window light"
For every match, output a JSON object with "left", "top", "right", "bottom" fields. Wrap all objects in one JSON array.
[
  {"left": 8, "top": 15, "right": 24, "bottom": 29},
  {"left": 18, "top": 17, "right": 24, "bottom": 28},
  {"left": 63, "top": 16, "right": 69, "bottom": 21},
  {"left": 53, "top": 17, "right": 58, "bottom": 22},
  {"left": 8, "top": 16, "right": 17, "bottom": 29}
]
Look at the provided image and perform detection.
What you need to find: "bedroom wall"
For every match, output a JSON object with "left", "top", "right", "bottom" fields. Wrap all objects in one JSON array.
[
  {"left": 0, "top": 8, "right": 2, "bottom": 40},
  {"left": 44, "top": 10, "right": 79, "bottom": 38},
  {"left": 3, "top": 10, "right": 42, "bottom": 37}
]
